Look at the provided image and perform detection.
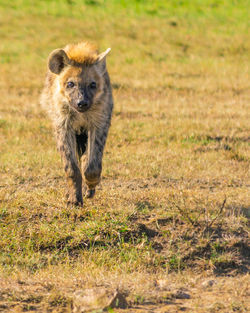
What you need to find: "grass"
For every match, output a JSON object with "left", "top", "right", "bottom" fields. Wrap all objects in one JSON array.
[{"left": 0, "top": 0, "right": 249, "bottom": 312}]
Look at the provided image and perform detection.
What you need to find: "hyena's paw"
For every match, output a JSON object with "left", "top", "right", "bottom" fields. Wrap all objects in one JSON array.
[
  {"left": 67, "top": 199, "right": 83, "bottom": 207},
  {"left": 85, "top": 188, "right": 95, "bottom": 199},
  {"left": 66, "top": 193, "right": 83, "bottom": 206}
]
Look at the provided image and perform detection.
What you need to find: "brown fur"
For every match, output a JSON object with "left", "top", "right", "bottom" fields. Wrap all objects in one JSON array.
[{"left": 41, "top": 41, "right": 113, "bottom": 205}]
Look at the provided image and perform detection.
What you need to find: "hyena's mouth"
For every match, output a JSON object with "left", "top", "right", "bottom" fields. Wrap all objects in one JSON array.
[
  {"left": 74, "top": 100, "right": 91, "bottom": 113},
  {"left": 76, "top": 105, "right": 91, "bottom": 113},
  {"left": 70, "top": 103, "right": 91, "bottom": 113}
]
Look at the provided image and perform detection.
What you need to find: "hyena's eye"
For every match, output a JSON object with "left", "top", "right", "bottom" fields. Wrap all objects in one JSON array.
[
  {"left": 90, "top": 82, "right": 97, "bottom": 89},
  {"left": 67, "top": 81, "right": 75, "bottom": 88}
]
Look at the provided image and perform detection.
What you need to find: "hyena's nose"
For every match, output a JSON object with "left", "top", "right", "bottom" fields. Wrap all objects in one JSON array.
[{"left": 78, "top": 100, "right": 88, "bottom": 108}]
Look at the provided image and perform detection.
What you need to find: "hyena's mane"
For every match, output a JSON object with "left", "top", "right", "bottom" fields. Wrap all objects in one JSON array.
[{"left": 64, "top": 42, "right": 99, "bottom": 65}]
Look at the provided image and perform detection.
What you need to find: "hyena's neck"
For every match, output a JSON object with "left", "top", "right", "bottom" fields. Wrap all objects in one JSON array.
[{"left": 53, "top": 100, "right": 106, "bottom": 134}]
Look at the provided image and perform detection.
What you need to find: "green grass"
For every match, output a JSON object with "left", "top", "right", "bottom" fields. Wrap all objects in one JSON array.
[{"left": 0, "top": 0, "right": 249, "bottom": 312}]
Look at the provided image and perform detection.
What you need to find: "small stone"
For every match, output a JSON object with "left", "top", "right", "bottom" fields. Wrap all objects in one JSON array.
[
  {"left": 201, "top": 280, "right": 216, "bottom": 288},
  {"left": 73, "top": 287, "right": 127, "bottom": 313},
  {"left": 175, "top": 290, "right": 191, "bottom": 299}
]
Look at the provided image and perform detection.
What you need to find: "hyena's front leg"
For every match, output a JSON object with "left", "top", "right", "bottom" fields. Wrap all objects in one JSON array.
[
  {"left": 82, "top": 127, "right": 108, "bottom": 198},
  {"left": 56, "top": 129, "right": 83, "bottom": 205}
]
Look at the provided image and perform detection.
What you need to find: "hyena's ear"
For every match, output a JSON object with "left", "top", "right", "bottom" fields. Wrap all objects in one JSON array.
[
  {"left": 95, "top": 48, "right": 111, "bottom": 75},
  {"left": 48, "top": 49, "right": 70, "bottom": 74}
]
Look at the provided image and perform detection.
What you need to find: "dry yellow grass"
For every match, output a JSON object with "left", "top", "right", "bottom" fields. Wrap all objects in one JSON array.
[{"left": 0, "top": 1, "right": 249, "bottom": 312}]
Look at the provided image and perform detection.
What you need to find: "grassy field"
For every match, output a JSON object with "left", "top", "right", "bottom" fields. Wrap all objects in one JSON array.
[{"left": 0, "top": 0, "right": 249, "bottom": 312}]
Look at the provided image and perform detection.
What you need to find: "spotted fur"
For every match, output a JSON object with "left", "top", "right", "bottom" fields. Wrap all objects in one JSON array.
[{"left": 40, "top": 41, "right": 113, "bottom": 205}]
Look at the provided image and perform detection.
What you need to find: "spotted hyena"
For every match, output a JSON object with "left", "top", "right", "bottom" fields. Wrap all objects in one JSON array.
[{"left": 40, "top": 42, "right": 113, "bottom": 205}]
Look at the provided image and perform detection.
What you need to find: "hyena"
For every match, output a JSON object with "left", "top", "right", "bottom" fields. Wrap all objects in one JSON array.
[{"left": 40, "top": 42, "right": 113, "bottom": 205}]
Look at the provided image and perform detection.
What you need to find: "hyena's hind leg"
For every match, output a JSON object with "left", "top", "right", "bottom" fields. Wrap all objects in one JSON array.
[
  {"left": 75, "top": 129, "right": 94, "bottom": 198},
  {"left": 76, "top": 129, "right": 95, "bottom": 198},
  {"left": 76, "top": 129, "right": 88, "bottom": 159}
]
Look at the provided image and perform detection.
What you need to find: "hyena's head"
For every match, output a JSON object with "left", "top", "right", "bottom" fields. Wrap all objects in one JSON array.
[{"left": 48, "top": 42, "right": 111, "bottom": 113}]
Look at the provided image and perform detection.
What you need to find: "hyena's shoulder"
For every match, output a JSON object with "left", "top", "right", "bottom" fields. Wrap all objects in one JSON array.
[{"left": 103, "top": 71, "right": 113, "bottom": 108}]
